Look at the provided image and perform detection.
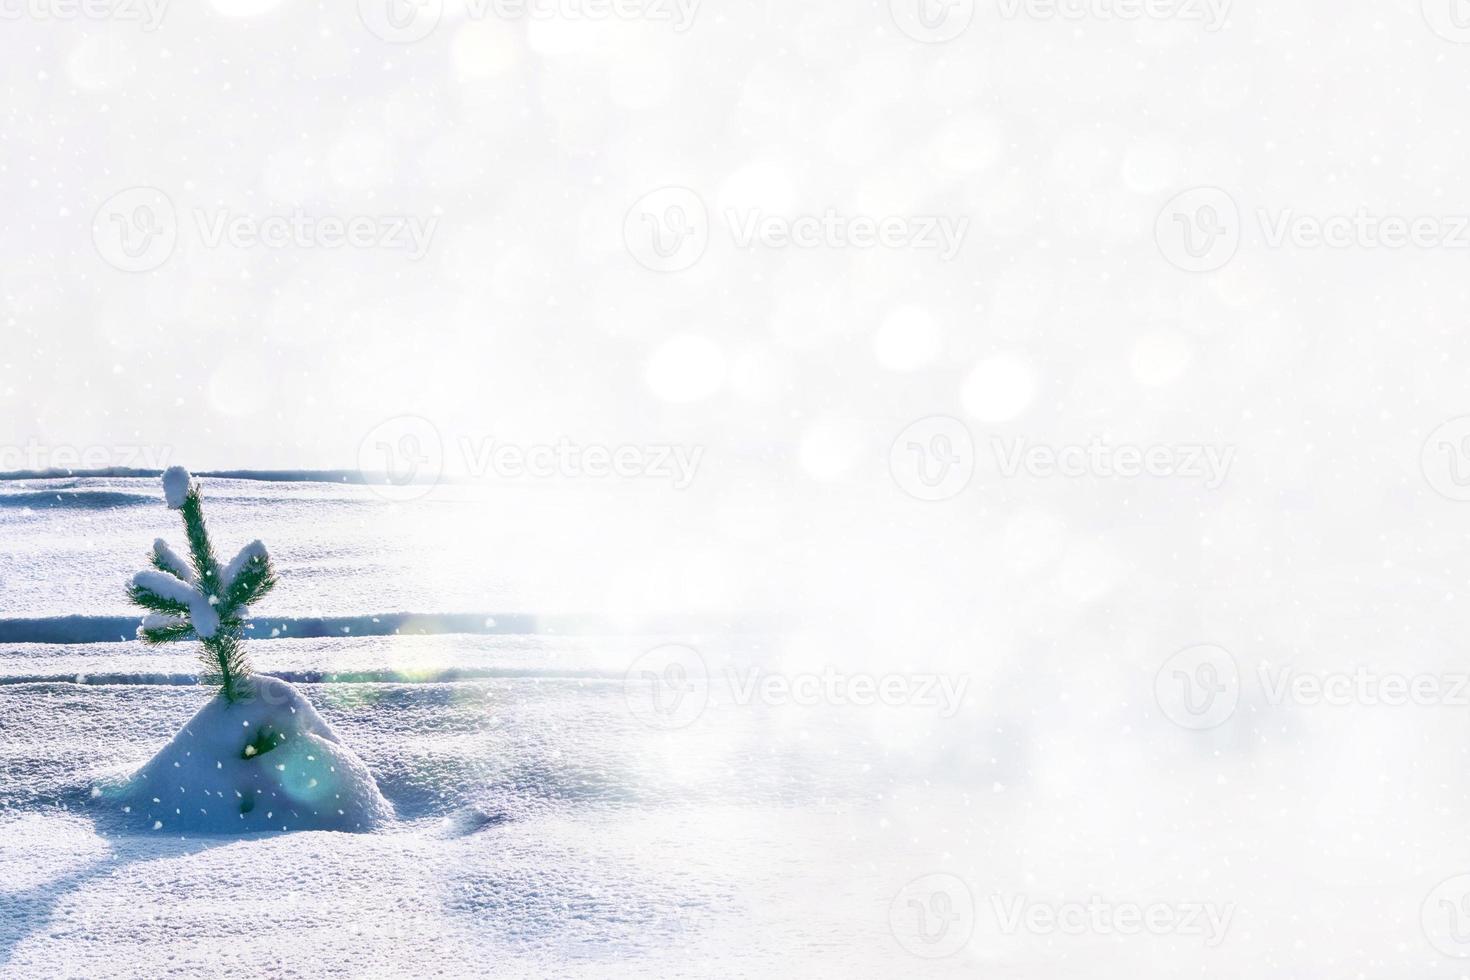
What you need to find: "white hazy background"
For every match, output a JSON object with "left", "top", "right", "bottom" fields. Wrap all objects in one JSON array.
[{"left": 9, "top": 0, "right": 1470, "bottom": 974}]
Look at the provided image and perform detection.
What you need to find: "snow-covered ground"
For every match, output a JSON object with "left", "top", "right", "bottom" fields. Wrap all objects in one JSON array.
[
  {"left": 0, "top": 475, "right": 979, "bottom": 978},
  {"left": 0, "top": 649, "right": 959, "bottom": 977},
  {"left": 6, "top": 475, "right": 1470, "bottom": 978},
  {"left": 0, "top": 474, "right": 756, "bottom": 622}
]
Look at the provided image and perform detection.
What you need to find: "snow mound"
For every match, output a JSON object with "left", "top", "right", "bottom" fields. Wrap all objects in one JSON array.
[
  {"left": 161, "top": 465, "right": 192, "bottom": 509},
  {"left": 116, "top": 675, "right": 393, "bottom": 834}
]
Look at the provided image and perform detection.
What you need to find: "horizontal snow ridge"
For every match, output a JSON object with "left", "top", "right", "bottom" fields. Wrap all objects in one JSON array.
[{"left": 0, "top": 613, "right": 539, "bottom": 644}]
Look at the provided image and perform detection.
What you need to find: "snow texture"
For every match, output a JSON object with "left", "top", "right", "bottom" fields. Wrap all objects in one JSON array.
[
  {"left": 221, "top": 539, "right": 268, "bottom": 592},
  {"left": 161, "top": 466, "right": 192, "bottom": 510},
  {"left": 0, "top": 475, "right": 703, "bottom": 621},
  {"left": 152, "top": 538, "right": 195, "bottom": 584},
  {"left": 132, "top": 569, "right": 219, "bottom": 639},
  {"left": 130, "top": 570, "right": 196, "bottom": 608},
  {"left": 0, "top": 630, "right": 914, "bottom": 979},
  {"left": 113, "top": 675, "right": 392, "bottom": 834}
]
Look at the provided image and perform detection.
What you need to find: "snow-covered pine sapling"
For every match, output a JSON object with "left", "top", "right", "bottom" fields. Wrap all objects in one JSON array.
[
  {"left": 127, "top": 467, "right": 278, "bottom": 702},
  {"left": 112, "top": 469, "right": 391, "bottom": 832}
]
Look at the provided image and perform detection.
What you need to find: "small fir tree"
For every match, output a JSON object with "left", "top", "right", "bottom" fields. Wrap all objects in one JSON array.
[{"left": 127, "top": 467, "right": 278, "bottom": 702}]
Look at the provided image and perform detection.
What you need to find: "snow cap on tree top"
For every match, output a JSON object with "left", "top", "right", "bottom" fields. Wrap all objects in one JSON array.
[{"left": 162, "top": 466, "right": 193, "bottom": 510}]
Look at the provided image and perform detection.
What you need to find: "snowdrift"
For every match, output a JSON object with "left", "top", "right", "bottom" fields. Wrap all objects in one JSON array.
[{"left": 116, "top": 675, "right": 393, "bottom": 833}]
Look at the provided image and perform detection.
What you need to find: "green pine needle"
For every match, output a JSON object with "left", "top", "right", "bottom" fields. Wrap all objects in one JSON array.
[
  {"left": 138, "top": 621, "right": 194, "bottom": 646},
  {"left": 222, "top": 555, "right": 279, "bottom": 612},
  {"left": 128, "top": 478, "right": 278, "bottom": 704},
  {"left": 180, "top": 486, "right": 221, "bottom": 598},
  {"left": 148, "top": 549, "right": 191, "bottom": 582},
  {"left": 126, "top": 583, "right": 192, "bottom": 617}
]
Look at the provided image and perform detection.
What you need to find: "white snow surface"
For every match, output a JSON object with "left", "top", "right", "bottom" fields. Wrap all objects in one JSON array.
[
  {"left": 13, "top": 476, "right": 1456, "bottom": 976},
  {"left": 161, "top": 467, "right": 192, "bottom": 510},
  {"left": 0, "top": 476, "right": 763, "bottom": 620},
  {"left": 114, "top": 675, "right": 392, "bottom": 834},
  {"left": 2, "top": 480, "right": 960, "bottom": 977},
  {"left": 0, "top": 630, "right": 967, "bottom": 979}
]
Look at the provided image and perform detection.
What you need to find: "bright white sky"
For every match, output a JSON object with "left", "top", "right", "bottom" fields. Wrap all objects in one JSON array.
[{"left": 0, "top": 0, "right": 1077, "bottom": 481}]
